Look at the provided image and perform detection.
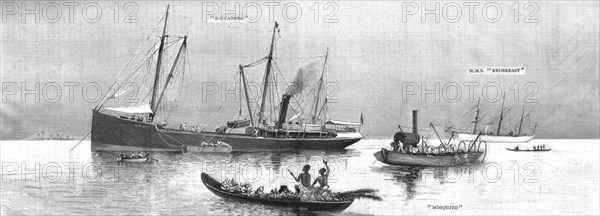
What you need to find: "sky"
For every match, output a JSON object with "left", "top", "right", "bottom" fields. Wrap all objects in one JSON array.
[{"left": 1, "top": 1, "right": 599, "bottom": 139}]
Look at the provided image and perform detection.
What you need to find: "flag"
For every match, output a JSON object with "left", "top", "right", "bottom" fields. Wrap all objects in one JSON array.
[
  {"left": 275, "top": 21, "right": 281, "bottom": 38},
  {"left": 360, "top": 113, "right": 364, "bottom": 125}
]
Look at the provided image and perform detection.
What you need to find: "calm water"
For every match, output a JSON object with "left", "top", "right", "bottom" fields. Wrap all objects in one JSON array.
[{"left": 1, "top": 139, "right": 598, "bottom": 215}]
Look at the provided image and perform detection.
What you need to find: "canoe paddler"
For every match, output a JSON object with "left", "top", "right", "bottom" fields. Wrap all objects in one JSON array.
[
  {"left": 289, "top": 165, "right": 311, "bottom": 188},
  {"left": 289, "top": 165, "right": 315, "bottom": 200}
]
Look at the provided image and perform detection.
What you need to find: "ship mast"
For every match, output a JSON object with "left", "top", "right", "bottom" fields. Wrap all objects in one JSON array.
[
  {"left": 257, "top": 22, "right": 279, "bottom": 125},
  {"left": 496, "top": 93, "right": 506, "bottom": 135},
  {"left": 430, "top": 123, "right": 444, "bottom": 145},
  {"left": 311, "top": 48, "right": 328, "bottom": 124},
  {"left": 472, "top": 98, "right": 480, "bottom": 134},
  {"left": 517, "top": 106, "right": 525, "bottom": 136},
  {"left": 240, "top": 65, "right": 255, "bottom": 128},
  {"left": 154, "top": 36, "right": 187, "bottom": 111},
  {"left": 149, "top": 5, "right": 170, "bottom": 121}
]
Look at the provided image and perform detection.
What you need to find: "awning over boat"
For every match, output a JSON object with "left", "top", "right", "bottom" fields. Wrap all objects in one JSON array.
[
  {"left": 324, "top": 120, "right": 362, "bottom": 126},
  {"left": 104, "top": 104, "right": 153, "bottom": 114}
]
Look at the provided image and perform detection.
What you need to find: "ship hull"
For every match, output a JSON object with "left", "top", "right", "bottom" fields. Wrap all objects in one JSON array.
[
  {"left": 457, "top": 133, "right": 534, "bottom": 143},
  {"left": 201, "top": 132, "right": 361, "bottom": 151},
  {"left": 91, "top": 111, "right": 362, "bottom": 152}
]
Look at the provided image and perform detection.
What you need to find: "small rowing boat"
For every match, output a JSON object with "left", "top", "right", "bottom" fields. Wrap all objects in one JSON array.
[
  {"left": 181, "top": 142, "right": 232, "bottom": 153},
  {"left": 505, "top": 148, "right": 551, "bottom": 152},
  {"left": 117, "top": 153, "right": 149, "bottom": 163},
  {"left": 200, "top": 173, "right": 354, "bottom": 212}
]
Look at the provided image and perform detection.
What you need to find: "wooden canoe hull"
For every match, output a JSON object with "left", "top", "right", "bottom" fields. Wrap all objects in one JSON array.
[
  {"left": 200, "top": 173, "right": 353, "bottom": 212},
  {"left": 91, "top": 111, "right": 361, "bottom": 152},
  {"left": 374, "top": 148, "right": 483, "bottom": 167}
]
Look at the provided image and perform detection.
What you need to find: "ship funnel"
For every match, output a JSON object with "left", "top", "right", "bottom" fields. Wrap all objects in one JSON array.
[
  {"left": 276, "top": 95, "right": 292, "bottom": 129},
  {"left": 412, "top": 110, "right": 418, "bottom": 133}
]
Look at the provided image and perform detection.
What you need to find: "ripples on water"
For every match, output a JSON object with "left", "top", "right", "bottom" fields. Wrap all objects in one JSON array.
[{"left": 1, "top": 139, "right": 598, "bottom": 215}]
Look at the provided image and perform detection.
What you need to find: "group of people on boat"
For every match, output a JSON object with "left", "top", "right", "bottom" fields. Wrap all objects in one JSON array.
[
  {"left": 390, "top": 140, "right": 467, "bottom": 155},
  {"left": 180, "top": 122, "right": 203, "bottom": 133},
  {"left": 485, "top": 131, "right": 529, "bottom": 136},
  {"left": 129, "top": 115, "right": 147, "bottom": 122},
  {"left": 220, "top": 159, "right": 334, "bottom": 201},
  {"left": 156, "top": 121, "right": 203, "bottom": 133},
  {"left": 119, "top": 152, "right": 146, "bottom": 159},
  {"left": 35, "top": 130, "right": 71, "bottom": 140},
  {"left": 287, "top": 159, "right": 332, "bottom": 201},
  {"left": 200, "top": 141, "right": 227, "bottom": 147},
  {"left": 512, "top": 144, "right": 547, "bottom": 151}
]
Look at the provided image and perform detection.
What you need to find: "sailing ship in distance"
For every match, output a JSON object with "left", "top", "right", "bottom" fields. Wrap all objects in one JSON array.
[{"left": 450, "top": 94, "right": 536, "bottom": 143}]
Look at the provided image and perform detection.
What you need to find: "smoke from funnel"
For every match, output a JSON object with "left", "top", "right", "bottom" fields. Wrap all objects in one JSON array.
[{"left": 284, "top": 61, "right": 321, "bottom": 96}]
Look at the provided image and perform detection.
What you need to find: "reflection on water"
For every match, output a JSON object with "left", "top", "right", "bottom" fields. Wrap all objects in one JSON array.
[
  {"left": 1, "top": 139, "right": 599, "bottom": 215},
  {"left": 370, "top": 166, "right": 421, "bottom": 201}
]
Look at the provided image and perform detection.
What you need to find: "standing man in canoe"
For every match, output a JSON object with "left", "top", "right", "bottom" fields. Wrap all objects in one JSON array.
[
  {"left": 312, "top": 159, "right": 334, "bottom": 200},
  {"left": 290, "top": 164, "right": 312, "bottom": 187},
  {"left": 312, "top": 159, "right": 330, "bottom": 190}
]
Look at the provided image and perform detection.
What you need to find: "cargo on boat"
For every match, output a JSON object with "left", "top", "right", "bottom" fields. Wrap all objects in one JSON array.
[{"left": 374, "top": 148, "right": 484, "bottom": 167}]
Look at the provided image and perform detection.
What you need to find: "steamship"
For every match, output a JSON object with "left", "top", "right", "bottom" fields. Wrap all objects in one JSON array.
[
  {"left": 453, "top": 96, "right": 536, "bottom": 143},
  {"left": 91, "top": 6, "right": 362, "bottom": 152}
]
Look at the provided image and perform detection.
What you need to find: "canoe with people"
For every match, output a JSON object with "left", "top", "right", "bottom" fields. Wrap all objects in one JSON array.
[
  {"left": 506, "top": 144, "right": 551, "bottom": 152},
  {"left": 201, "top": 160, "right": 381, "bottom": 212}
]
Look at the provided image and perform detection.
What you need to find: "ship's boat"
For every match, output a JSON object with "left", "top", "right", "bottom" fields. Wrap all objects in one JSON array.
[
  {"left": 183, "top": 142, "right": 232, "bottom": 153},
  {"left": 226, "top": 120, "right": 251, "bottom": 129},
  {"left": 117, "top": 153, "right": 150, "bottom": 163},
  {"left": 118, "top": 157, "right": 149, "bottom": 163}
]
